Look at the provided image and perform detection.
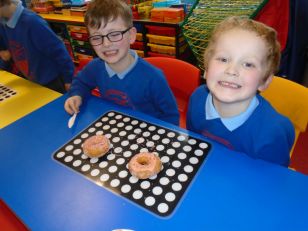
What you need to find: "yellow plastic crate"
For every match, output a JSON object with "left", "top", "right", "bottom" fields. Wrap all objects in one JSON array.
[
  {"left": 147, "top": 43, "right": 187, "bottom": 56},
  {"left": 137, "top": 5, "right": 152, "bottom": 19},
  {"left": 136, "top": 33, "right": 143, "bottom": 42},
  {"left": 135, "top": 50, "right": 145, "bottom": 58},
  {"left": 164, "top": 16, "right": 183, "bottom": 23},
  {"left": 75, "top": 53, "right": 94, "bottom": 61},
  {"left": 67, "top": 25, "right": 88, "bottom": 34},
  {"left": 53, "top": 2, "right": 63, "bottom": 7},
  {"left": 146, "top": 34, "right": 175, "bottom": 46}
]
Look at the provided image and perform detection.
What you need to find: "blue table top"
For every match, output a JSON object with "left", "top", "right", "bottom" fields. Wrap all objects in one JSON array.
[{"left": 0, "top": 95, "right": 308, "bottom": 231}]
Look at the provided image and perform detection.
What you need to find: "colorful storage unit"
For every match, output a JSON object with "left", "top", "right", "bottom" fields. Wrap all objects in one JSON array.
[
  {"left": 67, "top": 24, "right": 95, "bottom": 62},
  {"left": 48, "top": 22, "right": 75, "bottom": 60},
  {"left": 145, "top": 24, "right": 188, "bottom": 59},
  {"left": 42, "top": 14, "right": 192, "bottom": 64}
]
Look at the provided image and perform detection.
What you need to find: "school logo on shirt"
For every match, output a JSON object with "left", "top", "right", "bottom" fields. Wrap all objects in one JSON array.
[
  {"left": 202, "top": 130, "right": 234, "bottom": 150},
  {"left": 9, "top": 41, "right": 29, "bottom": 78},
  {"left": 103, "top": 89, "right": 133, "bottom": 108}
]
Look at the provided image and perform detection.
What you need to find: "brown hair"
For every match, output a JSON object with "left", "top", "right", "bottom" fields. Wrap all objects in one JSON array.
[
  {"left": 204, "top": 16, "right": 281, "bottom": 79},
  {"left": 84, "top": 0, "right": 133, "bottom": 30}
]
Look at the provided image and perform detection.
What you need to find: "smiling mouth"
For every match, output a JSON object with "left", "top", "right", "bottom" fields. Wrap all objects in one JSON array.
[
  {"left": 218, "top": 81, "right": 241, "bottom": 89},
  {"left": 103, "top": 50, "right": 118, "bottom": 56}
]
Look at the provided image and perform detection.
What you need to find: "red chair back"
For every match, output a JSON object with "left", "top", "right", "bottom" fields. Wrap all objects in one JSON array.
[{"left": 145, "top": 57, "right": 201, "bottom": 128}]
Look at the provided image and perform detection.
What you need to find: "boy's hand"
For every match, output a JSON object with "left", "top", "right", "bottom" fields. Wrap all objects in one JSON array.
[
  {"left": 0, "top": 50, "right": 11, "bottom": 61},
  {"left": 64, "top": 95, "right": 82, "bottom": 115}
]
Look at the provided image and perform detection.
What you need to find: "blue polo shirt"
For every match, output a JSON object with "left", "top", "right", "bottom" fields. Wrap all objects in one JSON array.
[
  {"left": 105, "top": 50, "right": 138, "bottom": 79},
  {"left": 205, "top": 93, "right": 259, "bottom": 131}
]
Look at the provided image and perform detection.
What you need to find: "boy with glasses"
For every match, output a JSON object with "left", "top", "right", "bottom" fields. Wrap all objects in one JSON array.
[{"left": 65, "top": 0, "right": 179, "bottom": 125}]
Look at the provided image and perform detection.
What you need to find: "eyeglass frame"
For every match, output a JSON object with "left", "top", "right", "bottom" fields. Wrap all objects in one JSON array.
[{"left": 88, "top": 27, "right": 133, "bottom": 46}]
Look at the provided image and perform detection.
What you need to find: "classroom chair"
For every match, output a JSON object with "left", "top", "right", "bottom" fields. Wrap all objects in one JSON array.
[
  {"left": 74, "top": 57, "right": 92, "bottom": 74},
  {"left": 0, "top": 199, "right": 29, "bottom": 231},
  {"left": 144, "top": 57, "right": 201, "bottom": 128},
  {"left": 74, "top": 58, "right": 102, "bottom": 97},
  {"left": 260, "top": 76, "right": 308, "bottom": 157}
]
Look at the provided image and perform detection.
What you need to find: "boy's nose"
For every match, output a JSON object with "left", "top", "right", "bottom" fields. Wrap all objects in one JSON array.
[
  {"left": 102, "top": 37, "right": 112, "bottom": 47},
  {"left": 225, "top": 63, "right": 239, "bottom": 76}
]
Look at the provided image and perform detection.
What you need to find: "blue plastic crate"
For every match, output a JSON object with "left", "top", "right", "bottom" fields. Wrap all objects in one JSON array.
[
  {"left": 70, "top": 0, "right": 86, "bottom": 6},
  {"left": 153, "top": 0, "right": 180, "bottom": 8}
]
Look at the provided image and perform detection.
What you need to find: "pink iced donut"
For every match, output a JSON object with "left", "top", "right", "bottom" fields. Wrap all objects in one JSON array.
[
  {"left": 82, "top": 135, "right": 110, "bottom": 158},
  {"left": 128, "top": 152, "right": 162, "bottom": 179}
]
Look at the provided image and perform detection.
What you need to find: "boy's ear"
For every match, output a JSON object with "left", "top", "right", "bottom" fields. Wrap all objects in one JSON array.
[
  {"left": 203, "top": 70, "right": 207, "bottom": 79},
  {"left": 258, "top": 74, "right": 273, "bottom": 92},
  {"left": 129, "top": 27, "right": 137, "bottom": 44}
]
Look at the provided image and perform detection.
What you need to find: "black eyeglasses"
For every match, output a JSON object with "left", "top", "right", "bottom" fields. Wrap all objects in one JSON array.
[{"left": 88, "top": 27, "right": 132, "bottom": 46}]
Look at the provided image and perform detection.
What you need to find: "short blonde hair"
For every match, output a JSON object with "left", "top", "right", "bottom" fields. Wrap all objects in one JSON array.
[
  {"left": 204, "top": 16, "right": 281, "bottom": 80},
  {"left": 84, "top": 0, "right": 133, "bottom": 30}
]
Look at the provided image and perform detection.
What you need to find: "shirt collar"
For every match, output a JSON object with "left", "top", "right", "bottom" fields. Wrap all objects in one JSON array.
[
  {"left": 6, "top": 1, "right": 23, "bottom": 28},
  {"left": 105, "top": 49, "right": 138, "bottom": 79},
  {"left": 206, "top": 93, "right": 259, "bottom": 131}
]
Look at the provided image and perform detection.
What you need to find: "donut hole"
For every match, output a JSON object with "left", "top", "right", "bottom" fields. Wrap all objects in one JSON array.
[
  {"left": 128, "top": 152, "right": 162, "bottom": 179},
  {"left": 137, "top": 157, "right": 150, "bottom": 166}
]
